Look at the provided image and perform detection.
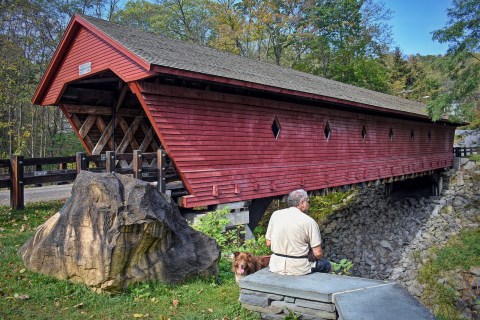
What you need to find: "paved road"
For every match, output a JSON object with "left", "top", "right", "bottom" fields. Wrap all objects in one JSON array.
[{"left": 0, "top": 184, "right": 73, "bottom": 206}]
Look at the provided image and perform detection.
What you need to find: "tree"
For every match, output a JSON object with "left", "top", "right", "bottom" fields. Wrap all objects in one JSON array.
[
  {"left": 115, "top": 0, "right": 212, "bottom": 44},
  {"left": 429, "top": 0, "right": 480, "bottom": 124},
  {"left": 294, "top": 0, "right": 392, "bottom": 92}
]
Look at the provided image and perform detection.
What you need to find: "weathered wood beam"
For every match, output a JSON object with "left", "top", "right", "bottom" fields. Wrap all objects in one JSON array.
[
  {"left": 115, "top": 85, "right": 129, "bottom": 113},
  {"left": 79, "top": 114, "right": 98, "bottom": 138},
  {"left": 62, "top": 104, "right": 142, "bottom": 117},
  {"left": 61, "top": 87, "right": 114, "bottom": 104},
  {"left": 139, "top": 127, "right": 154, "bottom": 152},
  {"left": 114, "top": 117, "right": 139, "bottom": 168},
  {"left": 75, "top": 77, "right": 120, "bottom": 84},
  {"left": 116, "top": 116, "right": 143, "bottom": 153},
  {"left": 92, "top": 117, "right": 117, "bottom": 154},
  {"left": 139, "top": 120, "right": 159, "bottom": 150},
  {"left": 70, "top": 114, "right": 95, "bottom": 151}
]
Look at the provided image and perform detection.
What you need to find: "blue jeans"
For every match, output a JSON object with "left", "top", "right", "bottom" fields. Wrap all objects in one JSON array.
[{"left": 311, "top": 259, "right": 332, "bottom": 273}]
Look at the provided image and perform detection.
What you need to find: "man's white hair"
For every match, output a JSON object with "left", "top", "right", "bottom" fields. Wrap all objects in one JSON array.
[{"left": 287, "top": 189, "right": 309, "bottom": 207}]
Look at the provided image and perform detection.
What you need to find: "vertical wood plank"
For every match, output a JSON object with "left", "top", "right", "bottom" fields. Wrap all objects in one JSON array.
[
  {"left": 10, "top": 155, "right": 24, "bottom": 210},
  {"left": 157, "top": 149, "right": 167, "bottom": 193},
  {"left": 133, "top": 150, "right": 142, "bottom": 180},
  {"left": 106, "top": 151, "right": 116, "bottom": 173},
  {"left": 76, "top": 152, "right": 87, "bottom": 175}
]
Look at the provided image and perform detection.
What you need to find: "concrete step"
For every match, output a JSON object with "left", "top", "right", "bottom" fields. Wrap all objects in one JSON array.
[{"left": 239, "top": 268, "right": 435, "bottom": 320}]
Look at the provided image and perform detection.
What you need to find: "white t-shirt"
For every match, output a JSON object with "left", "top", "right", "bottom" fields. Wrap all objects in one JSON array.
[{"left": 266, "top": 207, "right": 322, "bottom": 275}]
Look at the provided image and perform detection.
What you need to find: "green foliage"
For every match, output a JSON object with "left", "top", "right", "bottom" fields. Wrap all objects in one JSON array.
[
  {"left": 240, "top": 234, "right": 271, "bottom": 256},
  {"left": 192, "top": 207, "right": 270, "bottom": 256},
  {"left": 331, "top": 259, "right": 353, "bottom": 275},
  {"left": 308, "top": 190, "right": 355, "bottom": 223},
  {"left": 418, "top": 229, "right": 480, "bottom": 319},
  {"left": 429, "top": 0, "right": 480, "bottom": 124},
  {"left": 284, "top": 308, "right": 301, "bottom": 320},
  {"left": 0, "top": 201, "right": 260, "bottom": 319},
  {"left": 192, "top": 207, "right": 237, "bottom": 252}
]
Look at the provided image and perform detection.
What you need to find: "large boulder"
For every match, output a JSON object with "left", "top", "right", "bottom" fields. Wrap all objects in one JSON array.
[{"left": 19, "top": 171, "right": 220, "bottom": 293}]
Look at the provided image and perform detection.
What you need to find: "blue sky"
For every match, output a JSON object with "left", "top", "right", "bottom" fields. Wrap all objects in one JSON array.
[{"left": 383, "top": 0, "right": 451, "bottom": 56}]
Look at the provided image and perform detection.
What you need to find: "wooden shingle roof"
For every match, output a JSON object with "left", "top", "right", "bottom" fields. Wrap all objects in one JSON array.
[{"left": 80, "top": 15, "right": 430, "bottom": 117}]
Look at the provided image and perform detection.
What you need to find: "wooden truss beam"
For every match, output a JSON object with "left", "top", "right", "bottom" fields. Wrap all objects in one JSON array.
[{"left": 62, "top": 104, "right": 142, "bottom": 116}]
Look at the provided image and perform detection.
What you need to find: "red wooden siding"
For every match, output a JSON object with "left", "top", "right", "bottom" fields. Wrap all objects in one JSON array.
[
  {"left": 41, "top": 26, "right": 152, "bottom": 105},
  {"left": 135, "top": 82, "right": 455, "bottom": 208}
]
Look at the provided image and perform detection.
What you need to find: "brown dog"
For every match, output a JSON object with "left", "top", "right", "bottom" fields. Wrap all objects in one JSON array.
[{"left": 232, "top": 252, "right": 271, "bottom": 283}]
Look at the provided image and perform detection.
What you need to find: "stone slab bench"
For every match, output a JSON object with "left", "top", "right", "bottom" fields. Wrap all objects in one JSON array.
[{"left": 239, "top": 268, "right": 435, "bottom": 320}]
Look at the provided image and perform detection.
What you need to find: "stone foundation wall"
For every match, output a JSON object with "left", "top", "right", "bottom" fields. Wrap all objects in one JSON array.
[{"left": 240, "top": 288, "right": 337, "bottom": 320}]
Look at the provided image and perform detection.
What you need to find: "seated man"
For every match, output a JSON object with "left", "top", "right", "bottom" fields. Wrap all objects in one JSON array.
[{"left": 266, "top": 189, "right": 331, "bottom": 275}]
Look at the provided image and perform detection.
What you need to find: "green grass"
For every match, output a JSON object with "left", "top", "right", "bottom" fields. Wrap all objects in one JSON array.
[
  {"left": 468, "top": 154, "right": 480, "bottom": 161},
  {"left": 418, "top": 229, "right": 480, "bottom": 320},
  {"left": 0, "top": 201, "right": 259, "bottom": 320}
]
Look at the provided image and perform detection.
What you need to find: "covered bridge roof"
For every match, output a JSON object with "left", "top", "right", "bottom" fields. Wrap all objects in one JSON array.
[{"left": 34, "top": 14, "right": 429, "bottom": 119}]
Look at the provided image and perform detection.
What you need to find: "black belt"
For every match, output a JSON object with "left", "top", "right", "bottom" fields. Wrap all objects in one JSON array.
[{"left": 273, "top": 252, "right": 308, "bottom": 259}]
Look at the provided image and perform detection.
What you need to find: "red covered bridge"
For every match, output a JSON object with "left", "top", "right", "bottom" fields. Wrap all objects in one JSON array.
[{"left": 33, "top": 14, "right": 457, "bottom": 230}]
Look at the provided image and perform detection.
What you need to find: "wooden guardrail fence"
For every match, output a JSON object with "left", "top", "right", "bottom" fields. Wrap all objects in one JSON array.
[
  {"left": 0, "top": 148, "right": 476, "bottom": 210},
  {"left": 453, "top": 146, "right": 480, "bottom": 157},
  {"left": 1, "top": 149, "right": 167, "bottom": 210}
]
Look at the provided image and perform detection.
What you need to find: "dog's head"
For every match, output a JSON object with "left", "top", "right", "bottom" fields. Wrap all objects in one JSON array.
[{"left": 232, "top": 252, "right": 256, "bottom": 277}]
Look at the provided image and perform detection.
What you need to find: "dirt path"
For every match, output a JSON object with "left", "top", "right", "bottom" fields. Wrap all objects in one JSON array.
[{"left": 0, "top": 184, "right": 72, "bottom": 206}]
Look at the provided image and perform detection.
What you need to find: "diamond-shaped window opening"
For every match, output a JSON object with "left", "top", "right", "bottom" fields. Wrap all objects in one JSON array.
[
  {"left": 271, "top": 117, "right": 281, "bottom": 140},
  {"left": 362, "top": 126, "right": 367, "bottom": 142},
  {"left": 411, "top": 130, "right": 415, "bottom": 141},
  {"left": 324, "top": 121, "right": 331, "bottom": 141},
  {"left": 428, "top": 131, "right": 432, "bottom": 142},
  {"left": 389, "top": 128, "right": 394, "bottom": 141}
]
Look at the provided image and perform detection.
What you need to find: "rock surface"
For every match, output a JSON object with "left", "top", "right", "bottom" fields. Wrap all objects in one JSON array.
[
  {"left": 19, "top": 171, "right": 220, "bottom": 293},
  {"left": 319, "top": 159, "right": 479, "bottom": 316}
]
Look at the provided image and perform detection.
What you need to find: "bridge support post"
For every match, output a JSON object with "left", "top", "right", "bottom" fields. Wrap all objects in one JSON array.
[
  {"left": 248, "top": 197, "right": 274, "bottom": 235},
  {"left": 384, "top": 182, "right": 393, "bottom": 195},
  {"left": 432, "top": 171, "right": 443, "bottom": 196}
]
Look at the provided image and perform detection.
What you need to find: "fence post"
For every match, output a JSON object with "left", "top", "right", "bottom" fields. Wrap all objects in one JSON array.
[
  {"left": 76, "top": 152, "right": 87, "bottom": 175},
  {"left": 133, "top": 150, "right": 142, "bottom": 180},
  {"left": 106, "top": 151, "right": 116, "bottom": 174},
  {"left": 35, "top": 164, "right": 42, "bottom": 187},
  {"left": 454, "top": 147, "right": 460, "bottom": 157},
  {"left": 157, "top": 149, "right": 167, "bottom": 193},
  {"left": 10, "top": 155, "right": 24, "bottom": 210}
]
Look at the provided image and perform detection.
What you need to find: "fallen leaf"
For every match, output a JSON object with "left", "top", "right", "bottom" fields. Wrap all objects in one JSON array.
[
  {"left": 150, "top": 297, "right": 156, "bottom": 303},
  {"left": 54, "top": 301, "right": 61, "bottom": 307},
  {"left": 14, "top": 293, "right": 30, "bottom": 300},
  {"left": 74, "top": 303, "right": 84, "bottom": 309},
  {"left": 19, "top": 224, "right": 26, "bottom": 233},
  {"left": 0, "top": 227, "right": 5, "bottom": 232},
  {"left": 208, "top": 308, "right": 213, "bottom": 313},
  {"left": 23, "top": 215, "right": 28, "bottom": 221},
  {"left": 172, "top": 299, "right": 179, "bottom": 307},
  {"left": 19, "top": 268, "right": 26, "bottom": 274},
  {"left": 132, "top": 313, "right": 149, "bottom": 318},
  {"left": 197, "top": 288, "right": 204, "bottom": 294}
]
